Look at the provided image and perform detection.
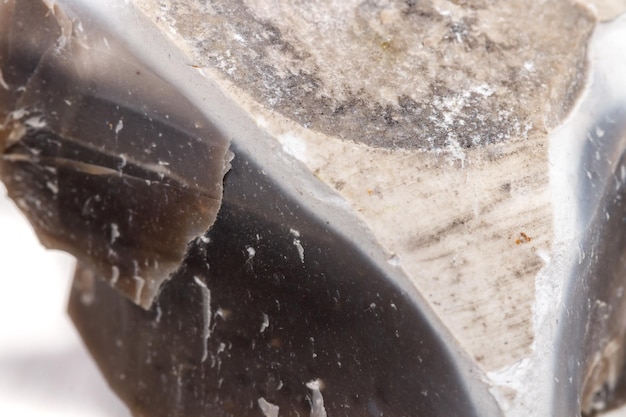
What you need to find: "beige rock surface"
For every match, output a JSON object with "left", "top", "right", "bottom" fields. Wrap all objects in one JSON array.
[
  {"left": 139, "top": 0, "right": 593, "bottom": 150},
  {"left": 133, "top": 0, "right": 599, "bottom": 371},
  {"left": 584, "top": 0, "right": 626, "bottom": 20}
]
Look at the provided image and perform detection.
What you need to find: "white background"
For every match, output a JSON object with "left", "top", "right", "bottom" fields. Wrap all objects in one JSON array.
[{"left": 0, "top": 185, "right": 129, "bottom": 417}]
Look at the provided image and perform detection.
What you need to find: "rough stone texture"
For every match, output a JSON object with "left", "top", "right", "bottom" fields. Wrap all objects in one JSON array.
[
  {"left": 141, "top": 0, "right": 594, "bottom": 151},
  {"left": 294, "top": 134, "right": 552, "bottom": 370},
  {"left": 131, "top": 0, "right": 599, "bottom": 372},
  {"left": 10, "top": 0, "right": 626, "bottom": 415}
]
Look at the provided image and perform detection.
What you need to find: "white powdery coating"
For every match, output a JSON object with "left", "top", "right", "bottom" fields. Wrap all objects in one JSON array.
[{"left": 163, "top": 0, "right": 592, "bottom": 151}]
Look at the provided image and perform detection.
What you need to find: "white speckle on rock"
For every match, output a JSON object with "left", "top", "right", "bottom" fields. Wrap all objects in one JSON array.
[
  {"left": 260, "top": 313, "right": 269, "bottom": 333},
  {"left": 193, "top": 276, "right": 212, "bottom": 363},
  {"left": 523, "top": 61, "right": 535, "bottom": 72},
  {"left": 110, "top": 223, "right": 120, "bottom": 244},
  {"left": 290, "top": 228, "right": 305, "bottom": 263},
  {"left": 232, "top": 32, "right": 246, "bottom": 44},
  {"left": 155, "top": 303, "right": 162, "bottom": 323},
  {"left": 45, "top": 180, "right": 58, "bottom": 194},
  {"left": 277, "top": 132, "right": 308, "bottom": 162},
  {"left": 0, "top": 69, "right": 9, "bottom": 90},
  {"left": 258, "top": 397, "right": 280, "bottom": 417},
  {"left": 110, "top": 265, "right": 120, "bottom": 285},
  {"left": 472, "top": 83, "right": 495, "bottom": 97},
  {"left": 133, "top": 275, "right": 145, "bottom": 304},
  {"left": 115, "top": 119, "right": 124, "bottom": 135},
  {"left": 595, "top": 126, "right": 605, "bottom": 138},
  {"left": 445, "top": 137, "right": 467, "bottom": 166},
  {"left": 24, "top": 115, "right": 46, "bottom": 129},
  {"left": 387, "top": 254, "right": 400, "bottom": 267},
  {"left": 306, "top": 379, "right": 327, "bottom": 417}
]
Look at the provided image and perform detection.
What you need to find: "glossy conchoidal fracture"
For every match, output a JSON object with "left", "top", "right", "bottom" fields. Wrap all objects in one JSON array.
[
  {"left": 9, "top": 1, "right": 626, "bottom": 417},
  {"left": 0, "top": 1, "right": 501, "bottom": 417},
  {"left": 0, "top": 0, "right": 231, "bottom": 309}
]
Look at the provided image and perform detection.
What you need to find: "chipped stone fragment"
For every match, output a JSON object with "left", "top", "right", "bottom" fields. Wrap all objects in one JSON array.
[
  {"left": 7, "top": 0, "right": 626, "bottom": 417},
  {"left": 0, "top": 0, "right": 232, "bottom": 308}
]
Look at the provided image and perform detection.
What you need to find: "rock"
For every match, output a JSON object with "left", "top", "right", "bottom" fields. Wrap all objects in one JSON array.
[
  {"left": 133, "top": 0, "right": 596, "bottom": 372},
  {"left": 0, "top": 0, "right": 232, "bottom": 309},
  {"left": 3, "top": 0, "right": 626, "bottom": 416}
]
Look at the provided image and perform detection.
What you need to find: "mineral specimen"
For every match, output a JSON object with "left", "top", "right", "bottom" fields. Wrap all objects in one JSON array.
[
  {"left": 0, "top": 0, "right": 232, "bottom": 309},
  {"left": 4, "top": 0, "right": 626, "bottom": 416}
]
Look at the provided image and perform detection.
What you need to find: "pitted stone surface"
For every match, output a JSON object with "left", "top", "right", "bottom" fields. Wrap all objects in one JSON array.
[{"left": 139, "top": 0, "right": 594, "bottom": 151}]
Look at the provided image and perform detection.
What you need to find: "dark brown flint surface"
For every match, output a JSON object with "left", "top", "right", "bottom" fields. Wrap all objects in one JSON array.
[
  {"left": 0, "top": 0, "right": 231, "bottom": 308},
  {"left": 69, "top": 147, "right": 498, "bottom": 417}
]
